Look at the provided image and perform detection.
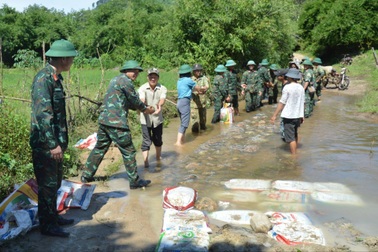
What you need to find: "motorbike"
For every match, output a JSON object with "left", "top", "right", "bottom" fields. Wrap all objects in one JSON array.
[{"left": 322, "top": 67, "right": 350, "bottom": 90}]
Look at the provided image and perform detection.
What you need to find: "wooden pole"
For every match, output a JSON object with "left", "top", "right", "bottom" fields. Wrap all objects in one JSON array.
[
  {"left": 0, "top": 37, "right": 3, "bottom": 96},
  {"left": 372, "top": 47, "right": 378, "bottom": 69},
  {"left": 42, "top": 40, "right": 46, "bottom": 66}
]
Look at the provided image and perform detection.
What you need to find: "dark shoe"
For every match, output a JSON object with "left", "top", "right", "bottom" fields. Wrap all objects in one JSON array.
[
  {"left": 57, "top": 216, "right": 74, "bottom": 226},
  {"left": 41, "top": 226, "right": 70, "bottom": 238},
  {"left": 191, "top": 122, "right": 199, "bottom": 133},
  {"left": 130, "top": 179, "right": 151, "bottom": 189},
  {"left": 81, "top": 175, "right": 94, "bottom": 183}
]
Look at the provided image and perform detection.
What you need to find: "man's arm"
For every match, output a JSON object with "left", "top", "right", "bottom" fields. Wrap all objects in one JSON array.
[{"left": 270, "top": 102, "right": 285, "bottom": 123}]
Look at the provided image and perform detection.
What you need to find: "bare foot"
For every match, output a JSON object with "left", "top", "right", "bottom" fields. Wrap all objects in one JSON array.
[{"left": 174, "top": 142, "right": 183, "bottom": 146}]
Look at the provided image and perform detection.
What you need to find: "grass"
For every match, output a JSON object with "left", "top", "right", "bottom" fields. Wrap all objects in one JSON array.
[{"left": 345, "top": 50, "right": 378, "bottom": 113}]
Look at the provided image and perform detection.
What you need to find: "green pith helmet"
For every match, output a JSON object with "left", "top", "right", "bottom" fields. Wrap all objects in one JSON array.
[
  {"left": 178, "top": 64, "right": 192, "bottom": 74},
  {"left": 302, "top": 59, "right": 313, "bottom": 66},
  {"left": 247, "top": 60, "right": 256, "bottom": 66},
  {"left": 214, "top": 64, "right": 227, "bottom": 72},
  {"left": 269, "top": 64, "right": 279, "bottom": 70},
  {"left": 120, "top": 60, "right": 143, "bottom": 72},
  {"left": 312, "top": 57, "right": 322, "bottom": 64},
  {"left": 45, "top": 39, "right": 77, "bottom": 57},
  {"left": 301, "top": 56, "right": 310, "bottom": 63},
  {"left": 225, "top": 59, "right": 236, "bottom": 67},
  {"left": 260, "top": 59, "right": 269, "bottom": 66}
]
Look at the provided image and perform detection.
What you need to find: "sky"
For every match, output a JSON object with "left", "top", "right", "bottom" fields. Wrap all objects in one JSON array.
[{"left": 0, "top": 0, "right": 96, "bottom": 13}]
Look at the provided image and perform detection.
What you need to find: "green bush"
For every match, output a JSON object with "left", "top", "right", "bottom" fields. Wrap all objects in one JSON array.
[{"left": 0, "top": 103, "right": 33, "bottom": 201}]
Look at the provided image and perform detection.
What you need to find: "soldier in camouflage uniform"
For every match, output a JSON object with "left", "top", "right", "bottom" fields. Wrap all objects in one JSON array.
[
  {"left": 30, "top": 39, "right": 77, "bottom": 237},
  {"left": 241, "top": 60, "right": 262, "bottom": 112},
  {"left": 301, "top": 59, "right": 316, "bottom": 118},
  {"left": 257, "top": 59, "right": 273, "bottom": 107},
  {"left": 269, "top": 64, "right": 279, "bottom": 104},
  {"left": 312, "top": 57, "right": 325, "bottom": 101},
  {"left": 225, "top": 59, "right": 241, "bottom": 115},
  {"left": 211, "top": 65, "right": 230, "bottom": 123},
  {"left": 190, "top": 64, "right": 210, "bottom": 132},
  {"left": 81, "top": 60, "right": 155, "bottom": 189}
]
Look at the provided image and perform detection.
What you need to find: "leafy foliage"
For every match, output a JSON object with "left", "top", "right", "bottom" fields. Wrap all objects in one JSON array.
[
  {"left": 0, "top": 104, "right": 33, "bottom": 200},
  {"left": 13, "top": 49, "right": 43, "bottom": 70},
  {"left": 298, "top": 0, "right": 378, "bottom": 59}
]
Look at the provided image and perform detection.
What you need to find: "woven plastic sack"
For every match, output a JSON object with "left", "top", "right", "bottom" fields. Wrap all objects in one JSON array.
[{"left": 163, "top": 186, "right": 198, "bottom": 211}]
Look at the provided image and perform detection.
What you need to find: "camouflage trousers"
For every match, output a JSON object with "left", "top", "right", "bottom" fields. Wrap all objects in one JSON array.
[
  {"left": 304, "top": 91, "right": 314, "bottom": 118},
  {"left": 315, "top": 81, "right": 322, "bottom": 98},
  {"left": 244, "top": 91, "right": 259, "bottom": 112},
  {"left": 211, "top": 97, "right": 224, "bottom": 123},
  {"left": 267, "top": 85, "right": 278, "bottom": 104},
  {"left": 191, "top": 99, "right": 207, "bottom": 132},
  {"left": 83, "top": 124, "right": 138, "bottom": 183},
  {"left": 32, "top": 148, "right": 63, "bottom": 231}
]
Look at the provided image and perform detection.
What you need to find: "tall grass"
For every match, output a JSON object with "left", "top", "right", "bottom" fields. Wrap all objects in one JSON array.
[
  {"left": 344, "top": 50, "right": 378, "bottom": 113},
  {"left": 0, "top": 65, "right": 180, "bottom": 201}
]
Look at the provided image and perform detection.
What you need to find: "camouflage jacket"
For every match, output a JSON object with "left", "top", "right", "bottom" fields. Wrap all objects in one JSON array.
[
  {"left": 257, "top": 66, "right": 272, "bottom": 84},
  {"left": 30, "top": 64, "right": 68, "bottom": 151},
  {"left": 191, "top": 75, "right": 210, "bottom": 107},
  {"left": 241, "top": 70, "right": 263, "bottom": 93},
  {"left": 98, "top": 74, "right": 147, "bottom": 129},
  {"left": 314, "top": 66, "right": 326, "bottom": 83},
  {"left": 224, "top": 70, "right": 240, "bottom": 95},
  {"left": 212, "top": 75, "right": 228, "bottom": 100},
  {"left": 302, "top": 69, "right": 315, "bottom": 89}
]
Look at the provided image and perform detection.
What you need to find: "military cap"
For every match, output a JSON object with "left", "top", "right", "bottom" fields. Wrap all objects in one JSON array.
[
  {"left": 214, "top": 64, "right": 227, "bottom": 72},
  {"left": 312, "top": 58, "right": 322, "bottom": 64},
  {"left": 45, "top": 39, "right": 77, "bottom": 57},
  {"left": 178, "top": 64, "right": 192, "bottom": 74},
  {"left": 192, "top": 64, "right": 203, "bottom": 71},
  {"left": 260, "top": 59, "right": 270, "bottom": 66},
  {"left": 302, "top": 59, "right": 313, "bottom": 66},
  {"left": 120, "top": 60, "right": 143, "bottom": 72},
  {"left": 148, "top": 67, "right": 159, "bottom": 76},
  {"left": 274, "top": 68, "right": 288, "bottom": 76},
  {"left": 247, "top": 60, "right": 256, "bottom": 66},
  {"left": 285, "top": 68, "right": 301, "bottom": 80},
  {"left": 270, "top": 64, "right": 279, "bottom": 70},
  {"left": 225, "top": 60, "right": 237, "bottom": 67}
]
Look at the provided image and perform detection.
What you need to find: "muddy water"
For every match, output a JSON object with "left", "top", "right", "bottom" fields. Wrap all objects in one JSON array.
[{"left": 136, "top": 89, "right": 378, "bottom": 239}]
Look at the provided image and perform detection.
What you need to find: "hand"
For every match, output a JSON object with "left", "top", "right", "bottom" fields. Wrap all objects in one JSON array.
[
  {"left": 50, "top": 145, "right": 63, "bottom": 162},
  {"left": 199, "top": 86, "right": 208, "bottom": 94},
  {"left": 270, "top": 115, "right": 276, "bottom": 124},
  {"left": 144, "top": 106, "right": 155, "bottom": 114},
  {"left": 153, "top": 104, "right": 161, "bottom": 115}
]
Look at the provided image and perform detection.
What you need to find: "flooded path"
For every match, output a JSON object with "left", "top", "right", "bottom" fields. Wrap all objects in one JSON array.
[{"left": 136, "top": 87, "right": 378, "bottom": 243}]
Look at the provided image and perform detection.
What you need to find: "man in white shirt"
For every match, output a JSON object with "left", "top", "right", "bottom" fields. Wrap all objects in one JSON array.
[
  {"left": 138, "top": 68, "right": 167, "bottom": 167},
  {"left": 270, "top": 68, "right": 305, "bottom": 155}
]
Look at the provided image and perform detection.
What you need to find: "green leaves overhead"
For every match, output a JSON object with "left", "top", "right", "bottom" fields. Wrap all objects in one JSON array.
[{"left": 298, "top": 0, "right": 378, "bottom": 57}]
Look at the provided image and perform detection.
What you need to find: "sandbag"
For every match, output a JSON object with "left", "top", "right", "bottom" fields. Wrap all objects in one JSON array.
[{"left": 163, "top": 186, "right": 198, "bottom": 211}]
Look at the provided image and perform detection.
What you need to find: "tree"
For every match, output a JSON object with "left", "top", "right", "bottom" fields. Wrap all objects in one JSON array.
[
  {"left": 172, "top": 0, "right": 297, "bottom": 70},
  {"left": 298, "top": 0, "right": 378, "bottom": 59}
]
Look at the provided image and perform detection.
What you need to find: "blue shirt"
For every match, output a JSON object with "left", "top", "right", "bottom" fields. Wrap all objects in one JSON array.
[{"left": 177, "top": 77, "right": 196, "bottom": 99}]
